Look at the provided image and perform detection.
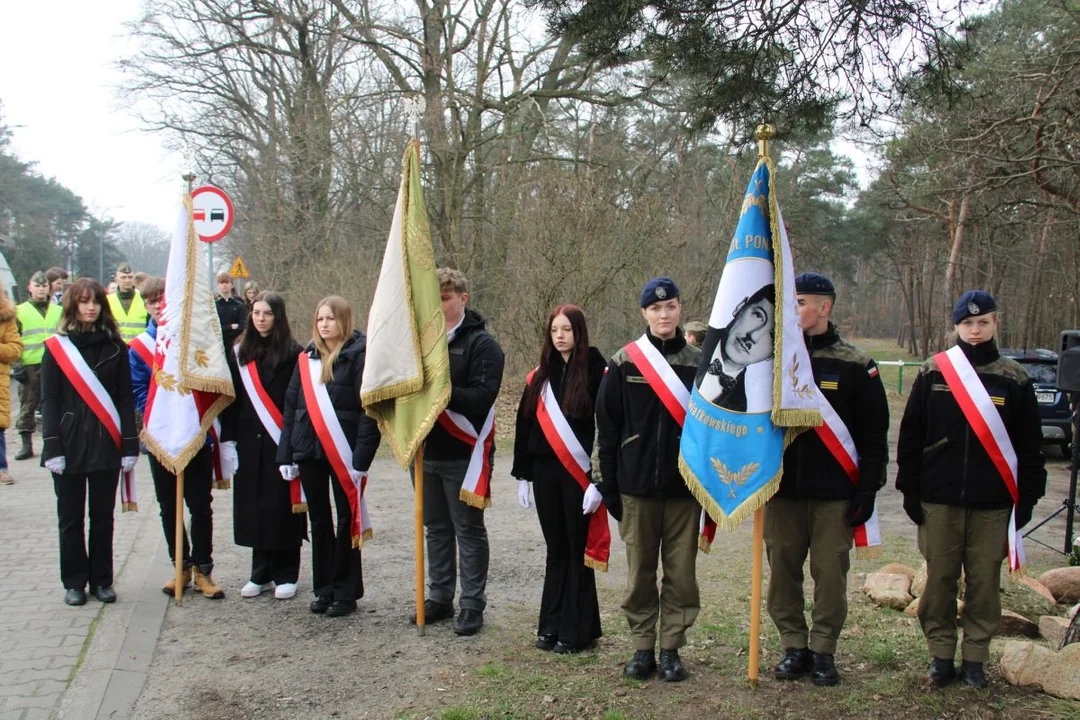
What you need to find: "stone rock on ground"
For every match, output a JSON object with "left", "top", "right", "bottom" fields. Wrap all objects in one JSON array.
[
  {"left": 1040, "top": 615, "right": 1070, "bottom": 647},
  {"left": 1039, "top": 567, "right": 1080, "bottom": 604},
  {"left": 1000, "top": 641, "right": 1080, "bottom": 700},
  {"left": 1002, "top": 574, "right": 1057, "bottom": 620},
  {"left": 1019, "top": 576, "right": 1059, "bottom": 607},
  {"left": 911, "top": 562, "right": 928, "bottom": 597},
  {"left": 997, "top": 609, "right": 1039, "bottom": 637},
  {"left": 904, "top": 599, "right": 919, "bottom": 617},
  {"left": 878, "top": 562, "right": 916, "bottom": 581},
  {"left": 863, "top": 572, "right": 913, "bottom": 611}
]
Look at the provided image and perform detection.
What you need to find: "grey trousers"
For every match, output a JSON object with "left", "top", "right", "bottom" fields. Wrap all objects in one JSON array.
[{"left": 418, "top": 459, "right": 489, "bottom": 612}]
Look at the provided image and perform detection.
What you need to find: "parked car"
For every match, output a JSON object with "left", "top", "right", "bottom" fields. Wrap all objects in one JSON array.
[{"left": 1000, "top": 348, "right": 1074, "bottom": 457}]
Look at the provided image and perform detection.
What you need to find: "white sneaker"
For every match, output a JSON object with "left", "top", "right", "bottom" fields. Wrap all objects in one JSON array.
[
  {"left": 274, "top": 583, "right": 298, "bottom": 600},
  {"left": 241, "top": 581, "right": 274, "bottom": 598}
]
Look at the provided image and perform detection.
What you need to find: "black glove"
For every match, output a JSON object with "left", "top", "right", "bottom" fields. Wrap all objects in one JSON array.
[
  {"left": 846, "top": 491, "right": 876, "bottom": 527},
  {"left": 1015, "top": 504, "right": 1034, "bottom": 530},
  {"left": 903, "top": 494, "right": 924, "bottom": 526},
  {"left": 603, "top": 492, "right": 623, "bottom": 523}
]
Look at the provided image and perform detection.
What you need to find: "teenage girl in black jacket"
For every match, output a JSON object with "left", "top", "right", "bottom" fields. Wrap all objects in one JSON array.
[{"left": 277, "top": 296, "right": 380, "bottom": 618}]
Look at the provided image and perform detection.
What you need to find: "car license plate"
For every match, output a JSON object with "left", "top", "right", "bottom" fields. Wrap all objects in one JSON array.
[{"left": 1036, "top": 391, "right": 1055, "bottom": 404}]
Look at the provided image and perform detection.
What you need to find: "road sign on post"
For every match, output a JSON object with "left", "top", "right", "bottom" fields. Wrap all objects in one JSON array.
[
  {"left": 229, "top": 257, "right": 250, "bottom": 278},
  {"left": 191, "top": 186, "right": 234, "bottom": 243}
]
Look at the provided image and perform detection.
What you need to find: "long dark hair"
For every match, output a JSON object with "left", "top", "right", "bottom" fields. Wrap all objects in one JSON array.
[
  {"left": 522, "top": 304, "right": 592, "bottom": 418},
  {"left": 237, "top": 292, "right": 295, "bottom": 368},
  {"left": 58, "top": 278, "right": 122, "bottom": 342}
]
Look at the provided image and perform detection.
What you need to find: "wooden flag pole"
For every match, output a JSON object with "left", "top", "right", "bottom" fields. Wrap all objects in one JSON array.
[
  {"left": 414, "top": 446, "right": 426, "bottom": 636},
  {"left": 748, "top": 507, "right": 765, "bottom": 685},
  {"left": 174, "top": 470, "right": 185, "bottom": 604}
]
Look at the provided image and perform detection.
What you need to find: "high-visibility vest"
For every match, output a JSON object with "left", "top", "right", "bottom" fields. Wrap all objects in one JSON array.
[
  {"left": 106, "top": 291, "right": 148, "bottom": 342},
  {"left": 16, "top": 301, "right": 63, "bottom": 366}
]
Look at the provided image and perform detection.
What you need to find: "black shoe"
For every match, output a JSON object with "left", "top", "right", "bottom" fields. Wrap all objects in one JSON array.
[
  {"left": 623, "top": 650, "right": 657, "bottom": 680},
  {"left": 774, "top": 647, "right": 812, "bottom": 680},
  {"left": 536, "top": 634, "right": 558, "bottom": 651},
  {"left": 64, "top": 588, "right": 87, "bottom": 606},
  {"left": 959, "top": 660, "right": 987, "bottom": 689},
  {"left": 454, "top": 609, "right": 484, "bottom": 636},
  {"left": 310, "top": 596, "right": 332, "bottom": 614},
  {"left": 658, "top": 649, "right": 688, "bottom": 682},
  {"left": 14, "top": 433, "right": 33, "bottom": 461},
  {"left": 928, "top": 657, "right": 956, "bottom": 688},
  {"left": 91, "top": 586, "right": 117, "bottom": 604},
  {"left": 553, "top": 640, "right": 596, "bottom": 655},
  {"left": 326, "top": 600, "right": 357, "bottom": 618},
  {"left": 810, "top": 652, "right": 839, "bottom": 686},
  {"left": 410, "top": 599, "right": 454, "bottom": 625}
]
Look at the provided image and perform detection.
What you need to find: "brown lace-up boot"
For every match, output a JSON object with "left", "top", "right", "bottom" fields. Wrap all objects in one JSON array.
[{"left": 193, "top": 567, "right": 225, "bottom": 599}]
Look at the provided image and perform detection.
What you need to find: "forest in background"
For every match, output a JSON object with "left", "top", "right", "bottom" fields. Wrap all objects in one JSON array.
[{"left": 1, "top": 0, "right": 1077, "bottom": 373}]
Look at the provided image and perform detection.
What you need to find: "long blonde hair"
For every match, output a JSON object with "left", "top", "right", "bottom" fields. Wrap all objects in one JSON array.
[{"left": 312, "top": 296, "right": 353, "bottom": 384}]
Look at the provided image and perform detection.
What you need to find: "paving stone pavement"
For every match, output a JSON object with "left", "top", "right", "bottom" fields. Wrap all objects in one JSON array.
[{"left": 0, "top": 425, "right": 160, "bottom": 720}]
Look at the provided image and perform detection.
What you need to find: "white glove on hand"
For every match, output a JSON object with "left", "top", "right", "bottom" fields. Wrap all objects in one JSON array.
[
  {"left": 279, "top": 464, "right": 299, "bottom": 481},
  {"left": 219, "top": 441, "right": 239, "bottom": 479},
  {"left": 517, "top": 479, "right": 532, "bottom": 509},
  {"left": 582, "top": 484, "right": 603, "bottom": 514},
  {"left": 45, "top": 456, "right": 66, "bottom": 475},
  {"left": 121, "top": 456, "right": 138, "bottom": 473},
  {"left": 348, "top": 468, "right": 364, "bottom": 485}
]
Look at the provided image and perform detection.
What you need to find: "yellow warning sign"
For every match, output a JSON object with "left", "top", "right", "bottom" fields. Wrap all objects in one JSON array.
[{"left": 229, "top": 256, "right": 250, "bottom": 278}]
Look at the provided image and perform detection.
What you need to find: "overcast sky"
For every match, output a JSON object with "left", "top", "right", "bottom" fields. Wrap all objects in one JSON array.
[{"left": 1, "top": 1, "right": 180, "bottom": 235}]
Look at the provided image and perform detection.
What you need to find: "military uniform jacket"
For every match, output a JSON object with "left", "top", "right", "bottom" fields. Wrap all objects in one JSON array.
[
  {"left": 596, "top": 329, "right": 701, "bottom": 500},
  {"left": 896, "top": 338, "right": 1047, "bottom": 511},
  {"left": 777, "top": 324, "right": 889, "bottom": 500}
]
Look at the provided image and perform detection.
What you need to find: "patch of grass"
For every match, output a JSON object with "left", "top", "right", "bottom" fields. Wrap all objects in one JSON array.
[
  {"left": 475, "top": 662, "right": 509, "bottom": 679},
  {"left": 439, "top": 707, "right": 479, "bottom": 720},
  {"left": 601, "top": 711, "right": 628, "bottom": 720}
]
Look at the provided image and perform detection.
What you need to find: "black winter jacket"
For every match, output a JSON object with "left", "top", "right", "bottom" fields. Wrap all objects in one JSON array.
[
  {"left": 596, "top": 329, "right": 701, "bottom": 502},
  {"left": 41, "top": 330, "right": 138, "bottom": 473},
  {"left": 423, "top": 307, "right": 505, "bottom": 461},
  {"left": 216, "top": 295, "right": 247, "bottom": 349},
  {"left": 511, "top": 346, "right": 607, "bottom": 480},
  {"left": 276, "top": 331, "right": 380, "bottom": 472},
  {"left": 896, "top": 338, "right": 1047, "bottom": 511},
  {"left": 777, "top": 324, "right": 890, "bottom": 500}
]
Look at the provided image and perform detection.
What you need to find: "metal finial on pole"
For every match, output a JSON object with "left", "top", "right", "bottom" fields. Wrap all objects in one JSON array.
[
  {"left": 756, "top": 124, "right": 775, "bottom": 160},
  {"left": 403, "top": 95, "right": 426, "bottom": 140},
  {"left": 182, "top": 173, "right": 197, "bottom": 194}
]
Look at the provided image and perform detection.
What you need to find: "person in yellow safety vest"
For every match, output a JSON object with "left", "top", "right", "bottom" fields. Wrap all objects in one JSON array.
[
  {"left": 14, "top": 271, "right": 63, "bottom": 460},
  {"left": 105, "top": 263, "right": 148, "bottom": 343}
]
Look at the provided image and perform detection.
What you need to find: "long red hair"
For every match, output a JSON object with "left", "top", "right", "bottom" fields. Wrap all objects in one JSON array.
[{"left": 522, "top": 304, "right": 592, "bottom": 418}]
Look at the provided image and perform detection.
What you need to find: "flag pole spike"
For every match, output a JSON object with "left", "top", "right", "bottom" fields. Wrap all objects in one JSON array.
[
  {"left": 182, "top": 173, "right": 197, "bottom": 194},
  {"left": 756, "top": 124, "right": 775, "bottom": 160}
]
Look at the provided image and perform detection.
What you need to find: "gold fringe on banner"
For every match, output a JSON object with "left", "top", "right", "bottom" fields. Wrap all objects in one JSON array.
[{"left": 458, "top": 488, "right": 492, "bottom": 509}]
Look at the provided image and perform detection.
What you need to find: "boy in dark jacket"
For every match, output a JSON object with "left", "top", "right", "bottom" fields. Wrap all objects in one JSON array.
[{"left": 412, "top": 268, "right": 505, "bottom": 636}]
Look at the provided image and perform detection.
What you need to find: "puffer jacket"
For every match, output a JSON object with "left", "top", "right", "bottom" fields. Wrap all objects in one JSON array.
[
  {"left": 41, "top": 330, "right": 138, "bottom": 473},
  {"left": 896, "top": 338, "right": 1047, "bottom": 512},
  {"left": 277, "top": 330, "right": 381, "bottom": 472},
  {"left": 0, "top": 299, "right": 22, "bottom": 428}
]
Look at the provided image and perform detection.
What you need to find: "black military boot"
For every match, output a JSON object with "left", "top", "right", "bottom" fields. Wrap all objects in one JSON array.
[
  {"left": 14, "top": 432, "right": 33, "bottom": 461},
  {"left": 810, "top": 652, "right": 839, "bottom": 686},
  {"left": 622, "top": 650, "right": 657, "bottom": 680},
  {"left": 658, "top": 649, "right": 688, "bottom": 682},
  {"left": 774, "top": 648, "right": 812, "bottom": 680},
  {"left": 959, "top": 660, "right": 987, "bottom": 689},
  {"left": 928, "top": 657, "right": 956, "bottom": 688}
]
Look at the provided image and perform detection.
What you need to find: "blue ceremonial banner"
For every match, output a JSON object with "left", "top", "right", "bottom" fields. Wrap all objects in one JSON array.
[{"left": 679, "top": 157, "right": 821, "bottom": 530}]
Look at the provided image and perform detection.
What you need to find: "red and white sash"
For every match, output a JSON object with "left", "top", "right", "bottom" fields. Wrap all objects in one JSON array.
[
  {"left": 298, "top": 354, "right": 372, "bottom": 547},
  {"left": 530, "top": 370, "right": 610, "bottom": 571},
  {"left": 237, "top": 355, "right": 306, "bottom": 512},
  {"left": 622, "top": 335, "right": 717, "bottom": 551},
  {"left": 45, "top": 335, "right": 138, "bottom": 512},
  {"left": 813, "top": 400, "right": 883, "bottom": 558},
  {"left": 437, "top": 407, "right": 496, "bottom": 509},
  {"left": 935, "top": 345, "right": 1025, "bottom": 571},
  {"left": 128, "top": 332, "right": 154, "bottom": 369}
]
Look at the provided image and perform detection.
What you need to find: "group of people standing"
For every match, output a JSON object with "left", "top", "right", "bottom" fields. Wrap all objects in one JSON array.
[{"left": 11, "top": 256, "right": 1049, "bottom": 690}]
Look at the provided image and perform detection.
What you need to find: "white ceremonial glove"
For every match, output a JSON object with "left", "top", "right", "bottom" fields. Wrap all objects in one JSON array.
[
  {"left": 517, "top": 479, "right": 532, "bottom": 509},
  {"left": 121, "top": 456, "right": 138, "bottom": 473},
  {"left": 45, "top": 456, "right": 66, "bottom": 475},
  {"left": 219, "top": 441, "right": 239, "bottom": 479},
  {"left": 582, "top": 484, "right": 603, "bottom": 515},
  {"left": 279, "top": 464, "right": 299, "bottom": 481},
  {"left": 348, "top": 468, "right": 364, "bottom": 485}
]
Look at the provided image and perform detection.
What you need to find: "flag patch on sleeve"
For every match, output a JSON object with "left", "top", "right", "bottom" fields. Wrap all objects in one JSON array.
[{"left": 867, "top": 363, "right": 879, "bottom": 378}]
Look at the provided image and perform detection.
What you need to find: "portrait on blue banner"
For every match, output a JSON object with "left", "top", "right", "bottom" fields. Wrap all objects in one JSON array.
[{"left": 695, "top": 282, "right": 775, "bottom": 412}]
